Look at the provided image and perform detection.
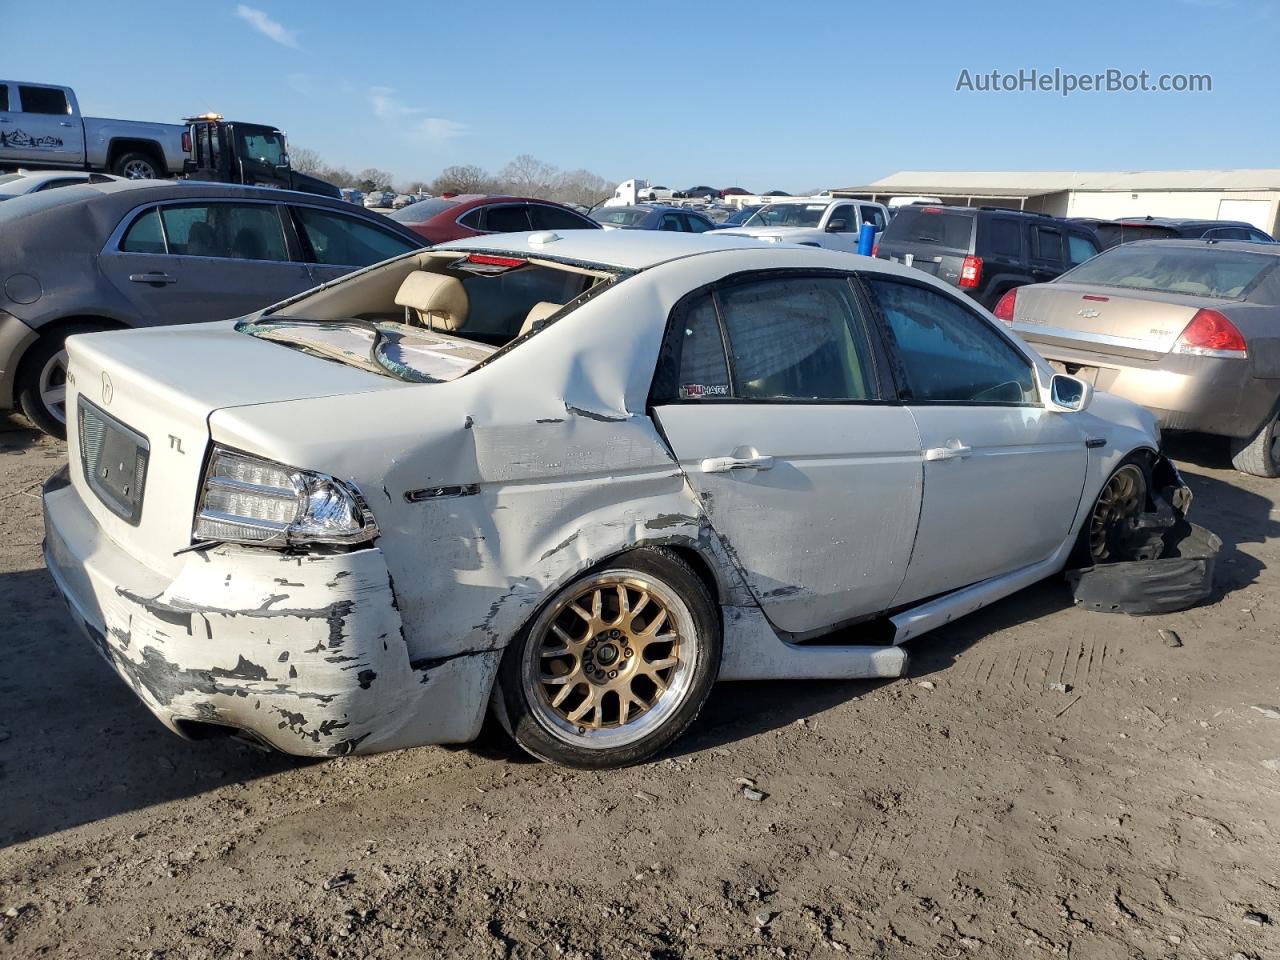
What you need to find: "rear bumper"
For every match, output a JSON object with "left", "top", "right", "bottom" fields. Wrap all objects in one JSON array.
[
  {"left": 1026, "top": 339, "right": 1276, "bottom": 440},
  {"left": 0, "top": 310, "right": 39, "bottom": 410},
  {"left": 42, "top": 468, "right": 449, "bottom": 757}
]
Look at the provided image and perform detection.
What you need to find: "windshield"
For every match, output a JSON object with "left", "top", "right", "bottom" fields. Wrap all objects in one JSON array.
[
  {"left": 1060, "top": 244, "right": 1276, "bottom": 299},
  {"left": 744, "top": 203, "right": 827, "bottom": 228},
  {"left": 592, "top": 208, "right": 650, "bottom": 227},
  {"left": 390, "top": 197, "right": 459, "bottom": 223}
]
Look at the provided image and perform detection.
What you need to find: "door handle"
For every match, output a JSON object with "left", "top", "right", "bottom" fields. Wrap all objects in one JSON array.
[
  {"left": 924, "top": 442, "right": 972, "bottom": 462},
  {"left": 128, "top": 272, "right": 177, "bottom": 285},
  {"left": 700, "top": 454, "right": 774, "bottom": 474},
  {"left": 59, "top": 121, "right": 73, "bottom": 127}
]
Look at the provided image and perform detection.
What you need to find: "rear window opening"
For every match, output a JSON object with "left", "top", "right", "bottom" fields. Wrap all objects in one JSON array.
[
  {"left": 238, "top": 249, "right": 620, "bottom": 382},
  {"left": 1061, "top": 245, "right": 1276, "bottom": 299},
  {"left": 881, "top": 207, "right": 975, "bottom": 249}
]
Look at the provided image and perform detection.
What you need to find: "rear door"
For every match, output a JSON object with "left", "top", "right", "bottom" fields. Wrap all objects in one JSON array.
[
  {"left": 651, "top": 272, "right": 924, "bottom": 634},
  {"left": 10, "top": 84, "right": 84, "bottom": 165},
  {"left": 861, "top": 276, "right": 1087, "bottom": 605},
  {"left": 1029, "top": 223, "right": 1067, "bottom": 282},
  {"left": 98, "top": 200, "right": 314, "bottom": 326}
]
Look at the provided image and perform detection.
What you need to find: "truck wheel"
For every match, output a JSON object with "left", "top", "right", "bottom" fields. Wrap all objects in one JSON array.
[
  {"left": 113, "top": 152, "right": 160, "bottom": 179},
  {"left": 1230, "top": 413, "right": 1280, "bottom": 478},
  {"left": 15, "top": 324, "right": 104, "bottom": 439},
  {"left": 497, "top": 549, "right": 721, "bottom": 769}
]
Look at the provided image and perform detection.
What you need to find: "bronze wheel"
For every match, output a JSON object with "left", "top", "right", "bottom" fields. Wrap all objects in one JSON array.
[
  {"left": 1087, "top": 464, "right": 1147, "bottom": 562},
  {"left": 500, "top": 550, "right": 720, "bottom": 768}
]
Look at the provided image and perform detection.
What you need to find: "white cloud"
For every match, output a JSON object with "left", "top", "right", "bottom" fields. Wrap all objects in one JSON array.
[
  {"left": 235, "top": 5, "right": 300, "bottom": 48},
  {"left": 367, "top": 87, "right": 467, "bottom": 142}
]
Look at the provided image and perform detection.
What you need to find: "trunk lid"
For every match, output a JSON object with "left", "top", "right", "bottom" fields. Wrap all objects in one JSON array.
[
  {"left": 1011, "top": 282, "right": 1224, "bottom": 360},
  {"left": 65, "top": 320, "right": 408, "bottom": 576}
]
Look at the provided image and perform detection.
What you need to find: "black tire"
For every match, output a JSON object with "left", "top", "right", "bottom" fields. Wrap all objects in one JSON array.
[
  {"left": 1068, "top": 452, "right": 1152, "bottom": 568},
  {"left": 496, "top": 548, "right": 721, "bottom": 769},
  {"left": 15, "top": 325, "right": 105, "bottom": 439},
  {"left": 1229, "top": 414, "right": 1280, "bottom": 478},
  {"left": 112, "top": 151, "right": 160, "bottom": 180}
]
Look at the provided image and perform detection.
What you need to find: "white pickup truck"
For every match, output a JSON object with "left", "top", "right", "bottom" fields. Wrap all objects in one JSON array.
[
  {"left": 0, "top": 80, "right": 187, "bottom": 180},
  {"left": 716, "top": 198, "right": 890, "bottom": 252}
]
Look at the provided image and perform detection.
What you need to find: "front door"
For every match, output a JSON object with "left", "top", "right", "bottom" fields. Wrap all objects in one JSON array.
[
  {"left": 98, "top": 200, "right": 313, "bottom": 327},
  {"left": 651, "top": 273, "right": 924, "bottom": 635},
  {"left": 860, "top": 276, "right": 1088, "bottom": 606},
  {"left": 10, "top": 84, "right": 84, "bottom": 165}
]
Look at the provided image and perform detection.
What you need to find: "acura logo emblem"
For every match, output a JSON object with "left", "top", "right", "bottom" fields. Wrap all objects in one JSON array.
[
  {"left": 101, "top": 372, "right": 113, "bottom": 405},
  {"left": 1078, "top": 308, "right": 1100, "bottom": 319}
]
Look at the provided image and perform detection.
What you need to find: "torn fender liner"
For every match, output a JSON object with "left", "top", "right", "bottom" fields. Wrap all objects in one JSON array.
[{"left": 1068, "top": 522, "right": 1221, "bottom": 615}]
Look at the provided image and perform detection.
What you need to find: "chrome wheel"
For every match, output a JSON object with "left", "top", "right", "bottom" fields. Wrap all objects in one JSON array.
[
  {"left": 1088, "top": 464, "right": 1146, "bottom": 562},
  {"left": 521, "top": 573, "right": 698, "bottom": 750},
  {"left": 122, "top": 158, "right": 156, "bottom": 179},
  {"left": 37, "top": 349, "right": 69, "bottom": 426}
]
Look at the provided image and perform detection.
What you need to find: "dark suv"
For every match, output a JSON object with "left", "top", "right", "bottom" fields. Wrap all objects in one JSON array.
[
  {"left": 1067, "top": 216, "right": 1275, "bottom": 249},
  {"left": 874, "top": 205, "right": 1101, "bottom": 309}
]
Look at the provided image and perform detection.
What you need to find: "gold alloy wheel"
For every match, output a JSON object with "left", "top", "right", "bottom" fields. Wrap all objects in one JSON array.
[
  {"left": 524, "top": 574, "right": 692, "bottom": 742},
  {"left": 1088, "top": 464, "right": 1147, "bottom": 562}
]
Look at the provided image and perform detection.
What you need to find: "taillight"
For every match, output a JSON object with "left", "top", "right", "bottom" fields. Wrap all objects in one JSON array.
[
  {"left": 181, "top": 131, "right": 191, "bottom": 153},
  {"left": 993, "top": 288, "right": 1017, "bottom": 325},
  {"left": 1174, "top": 308, "right": 1247, "bottom": 357},
  {"left": 872, "top": 243, "right": 880, "bottom": 258},
  {"left": 959, "top": 255, "right": 982, "bottom": 289},
  {"left": 466, "top": 254, "right": 527, "bottom": 267}
]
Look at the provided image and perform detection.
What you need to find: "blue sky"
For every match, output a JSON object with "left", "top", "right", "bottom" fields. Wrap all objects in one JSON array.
[{"left": 4, "top": 0, "right": 1278, "bottom": 191}]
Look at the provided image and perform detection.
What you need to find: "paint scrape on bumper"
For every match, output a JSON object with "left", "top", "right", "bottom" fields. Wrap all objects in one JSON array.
[{"left": 42, "top": 474, "right": 452, "bottom": 756}]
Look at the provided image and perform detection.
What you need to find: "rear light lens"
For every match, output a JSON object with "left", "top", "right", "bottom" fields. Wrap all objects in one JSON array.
[
  {"left": 872, "top": 243, "right": 880, "bottom": 258},
  {"left": 959, "top": 255, "right": 983, "bottom": 289},
  {"left": 993, "top": 288, "right": 1017, "bottom": 325},
  {"left": 1174, "top": 308, "right": 1248, "bottom": 357},
  {"left": 921, "top": 207, "right": 943, "bottom": 214},
  {"left": 194, "top": 448, "right": 378, "bottom": 547},
  {"left": 181, "top": 131, "right": 191, "bottom": 153}
]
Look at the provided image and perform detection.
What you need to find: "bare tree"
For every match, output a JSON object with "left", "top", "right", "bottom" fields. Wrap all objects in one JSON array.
[
  {"left": 430, "top": 164, "right": 492, "bottom": 195},
  {"left": 498, "top": 154, "right": 560, "bottom": 198},
  {"left": 357, "top": 168, "right": 395, "bottom": 193},
  {"left": 289, "top": 146, "right": 324, "bottom": 175},
  {"left": 553, "top": 168, "right": 613, "bottom": 209}
]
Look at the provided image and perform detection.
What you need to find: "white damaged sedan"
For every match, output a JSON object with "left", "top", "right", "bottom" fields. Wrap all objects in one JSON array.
[{"left": 43, "top": 230, "right": 1185, "bottom": 768}]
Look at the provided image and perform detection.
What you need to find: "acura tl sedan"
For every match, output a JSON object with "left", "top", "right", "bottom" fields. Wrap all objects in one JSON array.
[
  {"left": 997, "top": 239, "right": 1280, "bottom": 476},
  {"left": 43, "top": 231, "right": 1184, "bottom": 769}
]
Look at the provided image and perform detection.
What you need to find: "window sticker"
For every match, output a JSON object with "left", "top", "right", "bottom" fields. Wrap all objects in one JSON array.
[{"left": 680, "top": 383, "right": 729, "bottom": 399}]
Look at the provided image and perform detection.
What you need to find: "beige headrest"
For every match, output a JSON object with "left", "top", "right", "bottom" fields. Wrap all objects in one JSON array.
[
  {"left": 518, "top": 301, "right": 564, "bottom": 338},
  {"left": 395, "top": 271, "right": 469, "bottom": 331}
]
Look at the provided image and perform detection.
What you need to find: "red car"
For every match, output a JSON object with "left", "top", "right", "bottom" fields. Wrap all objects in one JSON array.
[{"left": 388, "top": 194, "right": 600, "bottom": 244}]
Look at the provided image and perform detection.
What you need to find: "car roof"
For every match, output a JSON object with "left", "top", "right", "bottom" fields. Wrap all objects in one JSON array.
[
  {"left": 436, "top": 229, "right": 802, "bottom": 270},
  {"left": 1115, "top": 217, "right": 1256, "bottom": 228},
  {"left": 1123, "top": 237, "right": 1280, "bottom": 255}
]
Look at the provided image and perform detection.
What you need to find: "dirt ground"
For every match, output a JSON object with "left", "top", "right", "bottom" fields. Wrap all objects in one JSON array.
[{"left": 1, "top": 412, "right": 1277, "bottom": 960}]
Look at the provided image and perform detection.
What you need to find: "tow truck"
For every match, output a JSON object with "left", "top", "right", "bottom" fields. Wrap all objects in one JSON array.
[{"left": 182, "top": 114, "right": 341, "bottom": 198}]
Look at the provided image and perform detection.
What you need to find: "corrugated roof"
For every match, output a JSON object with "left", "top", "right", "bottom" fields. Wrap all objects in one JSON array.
[{"left": 833, "top": 169, "right": 1280, "bottom": 197}]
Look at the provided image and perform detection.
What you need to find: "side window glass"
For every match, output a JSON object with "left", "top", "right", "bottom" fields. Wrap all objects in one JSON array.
[
  {"left": 1033, "top": 226, "right": 1065, "bottom": 261},
  {"left": 720, "top": 276, "right": 874, "bottom": 400},
  {"left": 120, "top": 209, "right": 166, "bottom": 254},
  {"left": 670, "top": 293, "right": 731, "bottom": 399},
  {"left": 17, "top": 85, "right": 69, "bottom": 115},
  {"left": 1066, "top": 232, "right": 1100, "bottom": 265},
  {"left": 660, "top": 214, "right": 683, "bottom": 232},
  {"left": 0, "top": 85, "right": 9, "bottom": 112},
  {"left": 159, "top": 204, "right": 288, "bottom": 261},
  {"left": 987, "top": 219, "right": 1022, "bottom": 256},
  {"left": 830, "top": 205, "right": 856, "bottom": 232},
  {"left": 481, "top": 205, "right": 533, "bottom": 232},
  {"left": 293, "top": 207, "right": 419, "bottom": 266},
  {"left": 868, "top": 279, "right": 1036, "bottom": 404},
  {"left": 859, "top": 206, "right": 886, "bottom": 231},
  {"left": 528, "top": 204, "right": 595, "bottom": 230},
  {"left": 1248, "top": 229, "right": 1273, "bottom": 242},
  {"left": 457, "top": 208, "right": 484, "bottom": 230},
  {"left": 684, "top": 214, "right": 711, "bottom": 233}
]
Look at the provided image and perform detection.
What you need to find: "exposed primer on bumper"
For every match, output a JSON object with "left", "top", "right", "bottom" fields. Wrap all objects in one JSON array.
[{"left": 43, "top": 478, "right": 491, "bottom": 756}]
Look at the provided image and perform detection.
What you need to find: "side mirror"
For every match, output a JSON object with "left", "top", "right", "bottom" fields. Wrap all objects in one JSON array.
[
  {"left": 1048, "top": 373, "right": 1092, "bottom": 413},
  {"left": 825, "top": 218, "right": 849, "bottom": 233}
]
